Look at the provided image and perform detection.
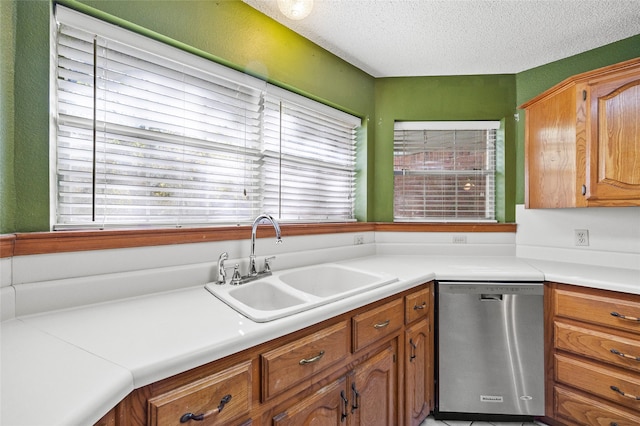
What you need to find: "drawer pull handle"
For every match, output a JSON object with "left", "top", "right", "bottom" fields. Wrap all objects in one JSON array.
[
  {"left": 610, "top": 312, "right": 640, "bottom": 322},
  {"left": 610, "top": 386, "right": 640, "bottom": 401},
  {"left": 413, "top": 302, "right": 426, "bottom": 310},
  {"left": 374, "top": 319, "right": 391, "bottom": 329},
  {"left": 299, "top": 350, "right": 325, "bottom": 365},
  {"left": 179, "top": 394, "right": 232, "bottom": 423},
  {"left": 610, "top": 348, "right": 640, "bottom": 362}
]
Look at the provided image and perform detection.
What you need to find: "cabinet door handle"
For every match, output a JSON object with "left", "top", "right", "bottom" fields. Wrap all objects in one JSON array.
[
  {"left": 409, "top": 338, "right": 417, "bottom": 361},
  {"left": 611, "top": 312, "right": 640, "bottom": 322},
  {"left": 610, "top": 348, "right": 640, "bottom": 361},
  {"left": 340, "top": 390, "right": 348, "bottom": 422},
  {"left": 413, "top": 302, "right": 426, "bottom": 310},
  {"left": 374, "top": 319, "right": 390, "bottom": 329},
  {"left": 610, "top": 386, "right": 640, "bottom": 401},
  {"left": 180, "top": 394, "right": 232, "bottom": 423},
  {"left": 351, "top": 382, "right": 360, "bottom": 413},
  {"left": 299, "top": 350, "right": 325, "bottom": 365}
]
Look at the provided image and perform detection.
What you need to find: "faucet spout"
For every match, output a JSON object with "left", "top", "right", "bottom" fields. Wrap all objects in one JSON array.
[{"left": 249, "top": 213, "right": 282, "bottom": 276}]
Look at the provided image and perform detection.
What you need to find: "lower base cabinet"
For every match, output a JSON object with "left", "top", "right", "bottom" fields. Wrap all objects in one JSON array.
[
  {"left": 273, "top": 343, "right": 397, "bottom": 426},
  {"left": 405, "top": 319, "right": 432, "bottom": 426},
  {"left": 547, "top": 282, "right": 640, "bottom": 426},
  {"left": 96, "top": 283, "right": 433, "bottom": 426}
]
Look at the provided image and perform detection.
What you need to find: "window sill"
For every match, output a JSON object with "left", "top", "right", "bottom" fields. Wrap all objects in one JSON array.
[{"left": 0, "top": 222, "right": 516, "bottom": 257}]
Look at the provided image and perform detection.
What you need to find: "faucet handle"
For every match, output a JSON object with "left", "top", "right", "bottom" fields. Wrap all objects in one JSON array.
[
  {"left": 217, "top": 252, "right": 229, "bottom": 285},
  {"left": 264, "top": 256, "right": 276, "bottom": 273},
  {"left": 231, "top": 264, "right": 242, "bottom": 285}
]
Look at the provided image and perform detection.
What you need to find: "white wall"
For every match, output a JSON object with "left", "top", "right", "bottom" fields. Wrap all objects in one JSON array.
[{"left": 515, "top": 205, "right": 640, "bottom": 269}]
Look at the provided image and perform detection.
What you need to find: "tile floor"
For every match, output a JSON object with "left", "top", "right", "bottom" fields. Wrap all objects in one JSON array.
[{"left": 419, "top": 416, "right": 543, "bottom": 426}]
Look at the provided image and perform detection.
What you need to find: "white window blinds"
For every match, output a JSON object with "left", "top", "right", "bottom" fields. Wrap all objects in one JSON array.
[
  {"left": 53, "top": 6, "right": 359, "bottom": 229},
  {"left": 263, "top": 88, "right": 357, "bottom": 221},
  {"left": 393, "top": 121, "right": 498, "bottom": 222}
]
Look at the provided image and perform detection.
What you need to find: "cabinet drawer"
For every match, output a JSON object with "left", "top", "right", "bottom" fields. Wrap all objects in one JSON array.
[
  {"left": 555, "top": 353, "right": 640, "bottom": 412},
  {"left": 405, "top": 287, "right": 430, "bottom": 324},
  {"left": 554, "top": 287, "right": 640, "bottom": 335},
  {"left": 555, "top": 320, "right": 640, "bottom": 374},
  {"left": 352, "top": 298, "right": 403, "bottom": 352},
  {"left": 148, "top": 361, "right": 252, "bottom": 426},
  {"left": 555, "top": 385, "right": 640, "bottom": 426},
  {"left": 261, "top": 320, "right": 349, "bottom": 400}
]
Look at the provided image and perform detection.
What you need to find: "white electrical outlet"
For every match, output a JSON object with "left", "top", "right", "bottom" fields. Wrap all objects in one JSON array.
[
  {"left": 574, "top": 229, "right": 589, "bottom": 246},
  {"left": 354, "top": 234, "right": 364, "bottom": 245},
  {"left": 452, "top": 235, "right": 467, "bottom": 244}
]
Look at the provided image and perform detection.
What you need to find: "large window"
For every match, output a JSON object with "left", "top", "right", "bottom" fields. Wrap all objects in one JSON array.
[
  {"left": 52, "top": 6, "right": 359, "bottom": 229},
  {"left": 393, "top": 121, "right": 498, "bottom": 222}
]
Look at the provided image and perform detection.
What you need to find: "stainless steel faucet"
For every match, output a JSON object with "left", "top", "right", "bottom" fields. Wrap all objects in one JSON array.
[{"left": 249, "top": 213, "right": 282, "bottom": 277}]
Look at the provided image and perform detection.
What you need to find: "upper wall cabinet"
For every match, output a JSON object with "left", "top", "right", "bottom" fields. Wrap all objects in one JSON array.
[{"left": 521, "top": 58, "right": 640, "bottom": 208}]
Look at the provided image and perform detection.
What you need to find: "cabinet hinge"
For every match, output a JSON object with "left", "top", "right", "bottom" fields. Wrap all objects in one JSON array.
[
  {"left": 393, "top": 354, "right": 396, "bottom": 363},
  {"left": 581, "top": 184, "right": 587, "bottom": 196},
  {"left": 582, "top": 90, "right": 587, "bottom": 101}
]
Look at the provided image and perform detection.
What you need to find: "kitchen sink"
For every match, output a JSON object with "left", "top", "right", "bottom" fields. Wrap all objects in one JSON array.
[
  {"left": 227, "top": 280, "right": 307, "bottom": 311},
  {"left": 280, "top": 264, "right": 393, "bottom": 297},
  {"left": 205, "top": 263, "right": 398, "bottom": 322}
]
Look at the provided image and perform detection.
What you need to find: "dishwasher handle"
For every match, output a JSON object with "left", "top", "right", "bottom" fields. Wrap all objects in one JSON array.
[{"left": 480, "top": 294, "right": 503, "bottom": 301}]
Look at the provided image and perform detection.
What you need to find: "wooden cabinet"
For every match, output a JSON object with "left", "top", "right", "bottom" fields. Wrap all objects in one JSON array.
[
  {"left": 547, "top": 283, "right": 640, "bottom": 426},
  {"left": 112, "top": 282, "right": 434, "bottom": 426},
  {"left": 403, "top": 286, "right": 433, "bottom": 426},
  {"left": 147, "top": 361, "right": 252, "bottom": 426},
  {"left": 274, "top": 343, "right": 397, "bottom": 426},
  {"left": 272, "top": 376, "right": 348, "bottom": 426},
  {"left": 521, "top": 57, "right": 640, "bottom": 208},
  {"left": 261, "top": 321, "right": 349, "bottom": 400}
]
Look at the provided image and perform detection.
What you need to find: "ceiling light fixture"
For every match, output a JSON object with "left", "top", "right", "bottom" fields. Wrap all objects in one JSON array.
[{"left": 277, "top": 0, "right": 313, "bottom": 20}]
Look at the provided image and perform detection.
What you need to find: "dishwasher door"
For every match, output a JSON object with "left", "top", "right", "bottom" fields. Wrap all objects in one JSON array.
[{"left": 437, "top": 282, "right": 544, "bottom": 417}]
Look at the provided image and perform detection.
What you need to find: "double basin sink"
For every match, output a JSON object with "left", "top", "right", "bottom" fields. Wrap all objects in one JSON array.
[{"left": 205, "top": 263, "right": 398, "bottom": 322}]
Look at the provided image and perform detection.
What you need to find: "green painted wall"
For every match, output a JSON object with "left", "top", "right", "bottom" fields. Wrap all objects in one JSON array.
[
  {"left": 514, "top": 35, "right": 640, "bottom": 204},
  {"left": 2, "top": 0, "right": 639, "bottom": 233},
  {"left": 373, "top": 75, "right": 518, "bottom": 222},
  {"left": 0, "top": 0, "right": 17, "bottom": 232}
]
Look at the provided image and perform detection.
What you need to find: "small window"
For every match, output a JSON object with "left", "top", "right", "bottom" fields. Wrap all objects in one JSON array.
[
  {"left": 393, "top": 121, "right": 499, "bottom": 222},
  {"left": 52, "top": 6, "right": 359, "bottom": 229}
]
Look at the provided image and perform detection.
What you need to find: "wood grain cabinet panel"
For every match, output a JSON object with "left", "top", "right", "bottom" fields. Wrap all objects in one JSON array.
[
  {"left": 555, "top": 320, "right": 640, "bottom": 373},
  {"left": 405, "top": 319, "right": 431, "bottom": 426},
  {"left": 261, "top": 321, "right": 349, "bottom": 401},
  {"left": 554, "top": 287, "right": 640, "bottom": 335},
  {"left": 272, "top": 376, "right": 348, "bottom": 426},
  {"left": 586, "top": 71, "right": 640, "bottom": 204},
  {"left": 404, "top": 287, "right": 430, "bottom": 324},
  {"left": 554, "top": 385, "right": 640, "bottom": 426},
  {"left": 555, "top": 353, "right": 640, "bottom": 412},
  {"left": 147, "top": 361, "right": 252, "bottom": 426},
  {"left": 352, "top": 298, "right": 403, "bottom": 352},
  {"left": 521, "top": 57, "right": 640, "bottom": 208}
]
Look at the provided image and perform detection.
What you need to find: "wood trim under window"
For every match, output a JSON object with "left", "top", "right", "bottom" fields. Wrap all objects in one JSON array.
[{"left": 0, "top": 222, "right": 515, "bottom": 258}]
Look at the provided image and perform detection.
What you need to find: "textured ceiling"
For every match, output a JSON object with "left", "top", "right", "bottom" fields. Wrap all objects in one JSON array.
[{"left": 243, "top": 0, "right": 640, "bottom": 77}]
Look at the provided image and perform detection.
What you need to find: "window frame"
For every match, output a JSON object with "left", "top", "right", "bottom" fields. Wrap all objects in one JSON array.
[
  {"left": 393, "top": 120, "right": 499, "bottom": 223},
  {"left": 50, "top": 5, "right": 360, "bottom": 230}
]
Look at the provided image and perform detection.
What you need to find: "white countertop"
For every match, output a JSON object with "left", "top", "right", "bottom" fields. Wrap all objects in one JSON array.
[{"left": 2, "top": 255, "right": 638, "bottom": 425}]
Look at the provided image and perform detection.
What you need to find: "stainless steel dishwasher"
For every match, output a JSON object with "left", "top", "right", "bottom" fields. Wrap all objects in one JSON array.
[{"left": 435, "top": 281, "right": 544, "bottom": 420}]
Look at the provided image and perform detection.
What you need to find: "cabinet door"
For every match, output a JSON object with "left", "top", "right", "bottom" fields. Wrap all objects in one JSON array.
[
  {"left": 405, "top": 320, "right": 432, "bottom": 426},
  {"left": 273, "top": 376, "right": 348, "bottom": 426},
  {"left": 524, "top": 84, "right": 580, "bottom": 208},
  {"left": 350, "top": 343, "right": 397, "bottom": 426},
  {"left": 586, "top": 69, "right": 640, "bottom": 205}
]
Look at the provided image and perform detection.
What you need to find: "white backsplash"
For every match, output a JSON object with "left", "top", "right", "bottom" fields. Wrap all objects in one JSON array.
[{"left": 515, "top": 204, "right": 640, "bottom": 270}]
